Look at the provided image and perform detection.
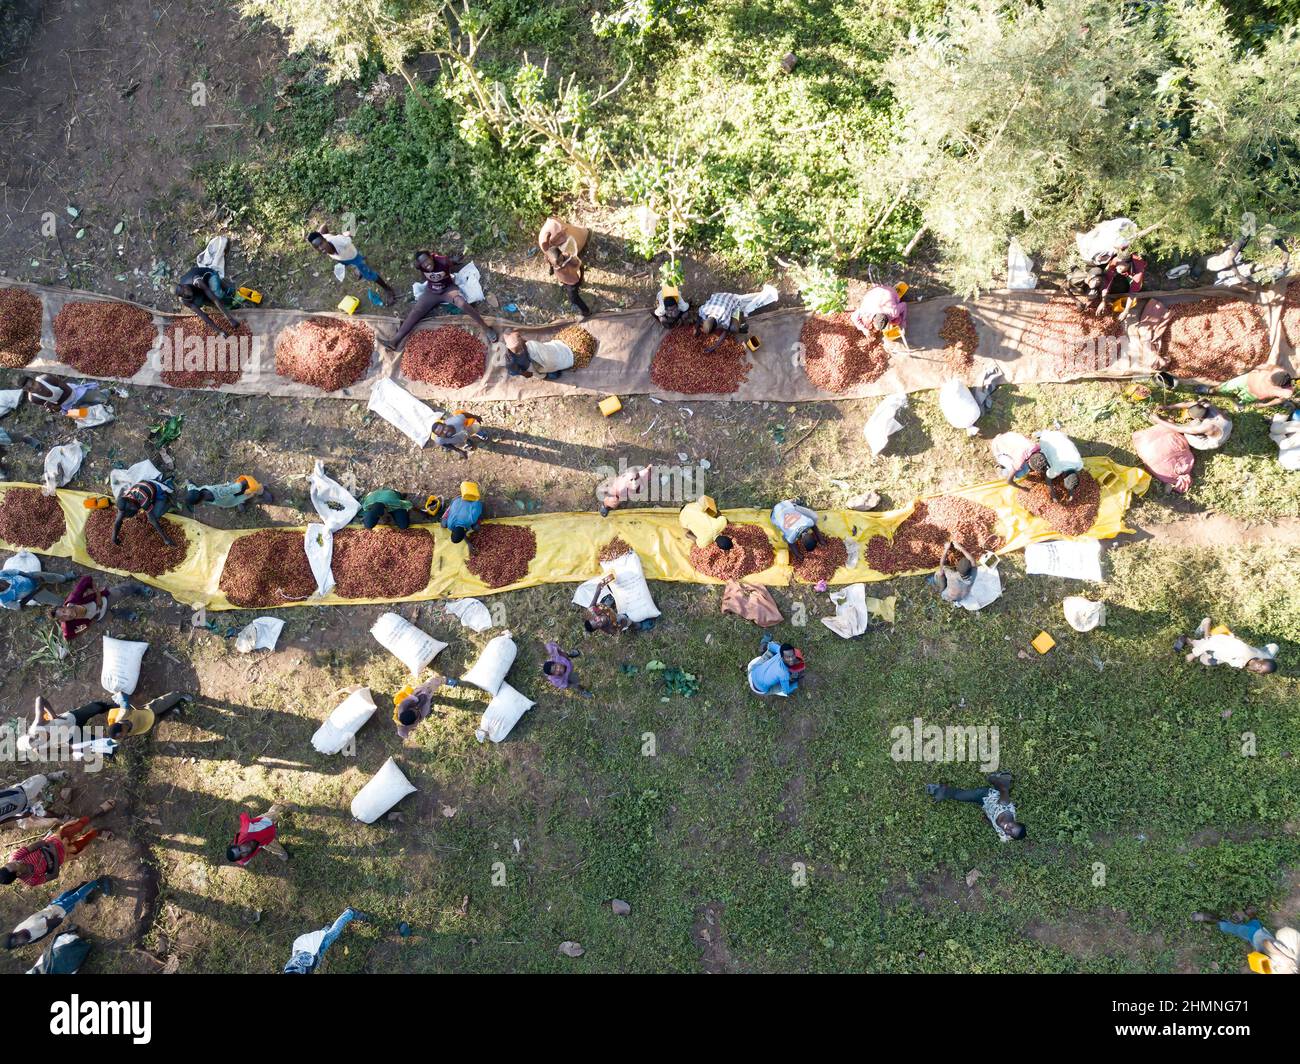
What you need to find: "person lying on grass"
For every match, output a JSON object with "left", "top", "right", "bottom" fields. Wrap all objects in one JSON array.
[
  {"left": 6, "top": 877, "right": 109, "bottom": 951},
  {"left": 307, "top": 230, "right": 397, "bottom": 304},
  {"left": 679, "top": 497, "right": 733, "bottom": 552},
  {"left": 106, "top": 692, "right": 191, "bottom": 742},
  {"left": 18, "top": 696, "right": 112, "bottom": 759},
  {"left": 0, "top": 802, "right": 116, "bottom": 887},
  {"left": 51, "top": 574, "right": 153, "bottom": 641},
  {"left": 1218, "top": 366, "right": 1295, "bottom": 409},
  {"left": 0, "top": 567, "right": 75, "bottom": 610},
  {"left": 0, "top": 769, "right": 66, "bottom": 824},
  {"left": 1148, "top": 401, "right": 1233, "bottom": 451},
  {"left": 394, "top": 673, "right": 458, "bottom": 739},
  {"left": 228, "top": 803, "right": 291, "bottom": 866},
  {"left": 183, "top": 475, "right": 271, "bottom": 511},
  {"left": 1191, "top": 909, "right": 1298, "bottom": 974},
  {"left": 1175, "top": 618, "right": 1278, "bottom": 674},
  {"left": 20, "top": 374, "right": 109, "bottom": 413},
  {"left": 930, "top": 539, "right": 977, "bottom": 605},
  {"left": 769, "top": 499, "right": 821, "bottom": 562},
  {"left": 926, "top": 772, "right": 1026, "bottom": 842},
  {"left": 385, "top": 251, "right": 498, "bottom": 349},
  {"left": 174, "top": 265, "right": 239, "bottom": 337},
  {"left": 113, "top": 476, "right": 176, "bottom": 547},
  {"left": 283, "top": 907, "right": 372, "bottom": 974}
]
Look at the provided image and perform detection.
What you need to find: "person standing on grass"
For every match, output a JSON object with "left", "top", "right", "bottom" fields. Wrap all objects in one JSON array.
[
  {"left": 183, "top": 475, "right": 271, "bottom": 512},
  {"left": 113, "top": 476, "right": 177, "bottom": 547},
  {"left": 5, "top": 876, "right": 110, "bottom": 950},
  {"left": 228, "top": 804, "right": 291, "bottom": 866},
  {"left": 432, "top": 411, "right": 485, "bottom": 459},
  {"left": 0, "top": 567, "right": 76, "bottom": 610},
  {"left": 541, "top": 642, "right": 593, "bottom": 697},
  {"left": 0, "top": 803, "right": 116, "bottom": 887},
  {"left": 0, "top": 770, "right": 66, "bottom": 824},
  {"left": 537, "top": 217, "right": 592, "bottom": 319},
  {"left": 174, "top": 265, "right": 239, "bottom": 337},
  {"left": 926, "top": 772, "right": 1026, "bottom": 842},
  {"left": 283, "top": 907, "right": 371, "bottom": 974},
  {"left": 1175, "top": 618, "right": 1278, "bottom": 674},
  {"left": 1147, "top": 402, "right": 1233, "bottom": 451},
  {"left": 1191, "top": 910, "right": 1298, "bottom": 974},
  {"left": 679, "top": 497, "right": 733, "bottom": 552},
  {"left": 393, "top": 673, "right": 458, "bottom": 739},
  {"left": 769, "top": 499, "right": 822, "bottom": 562},
  {"left": 358, "top": 487, "right": 414, "bottom": 530},
  {"left": 598, "top": 463, "right": 653, "bottom": 517},
  {"left": 930, "top": 539, "right": 977, "bottom": 605},
  {"left": 52, "top": 574, "right": 154, "bottom": 642},
  {"left": 990, "top": 431, "right": 1040, "bottom": 488},
  {"left": 307, "top": 231, "right": 397, "bottom": 304},
  {"left": 106, "top": 691, "right": 191, "bottom": 742},
  {"left": 386, "top": 251, "right": 499, "bottom": 349}
]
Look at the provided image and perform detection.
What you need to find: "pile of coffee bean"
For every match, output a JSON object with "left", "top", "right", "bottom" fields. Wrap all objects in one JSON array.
[
  {"left": 466, "top": 524, "right": 537, "bottom": 588},
  {"left": 53, "top": 301, "right": 156, "bottom": 378},
  {"left": 84, "top": 507, "right": 189, "bottom": 576},
  {"left": 650, "top": 328, "right": 751, "bottom": 394},
  {"left": 160, "top": 315, "right": 249, "bottom": 388},
  {"left": 1016, "top": 471, "right": 1100, "bottom": 536},
  {"left": 791, "top": 535, "right": 847, "bottom": 584},
  {"left": 799, "top": 313, "right": 890, "bottom": 392},
  {"left": 401, "top": 326, "right": 487, "bottom": 390},
  {"left": 330, "top": 526, "right": 433, "bottom": 599},
  {"left": 0, "top": 289, "right": 43, "bottom": 368},
  {"left": 0, "top": 488, "right": 66, "bottom": 549},
  {"left": 275, "top": 317, "right": 376, "bottom": 391},
  {"left": 688, "top": 523, "right": 775, "bottom": 580},
  {"left": 219, "top": 529, "right": 318, "bottom": 607},
  {"left": 866, "top": 496, "right": 1002, "bottom": 575}
]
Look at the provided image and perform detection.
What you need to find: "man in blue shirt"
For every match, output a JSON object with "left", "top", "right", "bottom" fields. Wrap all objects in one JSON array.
[
  {"left": 748, "top": 639, "right": 805, "bottom": 697},
  {"left": 439, "top": 481, "right": 484, "bottom": 544},
  {"left": 0, "top": 567, "right": 75, "bottom": 610}
]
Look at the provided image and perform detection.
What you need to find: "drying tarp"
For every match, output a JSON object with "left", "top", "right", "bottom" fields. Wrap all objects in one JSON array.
[
  {"left": 2, "top": 277, "right": 1292, "bottom": 405},
  {"left": 0, "top": 458, "right": 1148, "bottom": 610}
]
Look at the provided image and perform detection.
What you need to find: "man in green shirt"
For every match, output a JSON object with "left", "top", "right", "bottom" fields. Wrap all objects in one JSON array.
[{"left": 360, "top": 488, "right": 413, "bottom": 530}]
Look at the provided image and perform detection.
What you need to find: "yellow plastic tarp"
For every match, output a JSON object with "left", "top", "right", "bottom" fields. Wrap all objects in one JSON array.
[{"left": 0, "top": 458, "right": 1148, "bottom": 610}]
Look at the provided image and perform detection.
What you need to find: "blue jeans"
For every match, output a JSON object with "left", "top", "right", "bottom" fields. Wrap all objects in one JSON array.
[
  {"left": 340, "top": 254, "right": 380, "bottom": 284},
  {"left": 1218, "top": 918, "right": 1272, "bottom": 951},
  {"left": 52, "top": 877, "right": 104, "bottom": 914},
  {"left": 283, "top": 907, "right": 359, "bottom": 974}
]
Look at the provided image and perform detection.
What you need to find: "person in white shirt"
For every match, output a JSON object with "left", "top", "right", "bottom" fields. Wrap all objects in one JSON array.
[
  {"left": 1147, "top": 402, "right": 1233, "bottom": 451},
  {"left": 1176, "top": 618, "right": 1278, "bottom": 674},
  {"left": 1029, "top": 429, "right": 1084, "bottom": 500},
  {"left": 307, "top": 230, "right": 397, "bottom": 304}
]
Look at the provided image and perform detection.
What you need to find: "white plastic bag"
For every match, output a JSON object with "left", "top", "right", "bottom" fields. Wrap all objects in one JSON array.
[
  {"left": 600, "top": 550, "right": 660, "bottom": 623},
  {"left": 236, "top": 617, "right": 284, "bottom": 654},
  {"left": 42, "top": 442, "right": 84, "bottom": 495},
  {"left": 0, "top": 389, "right": 23, "bottom": 418},
  {"left": 939, "top": 378, "right": 982, "bottom": 434},
  {"left": 1270, "top": 414, "right": 1300, "bottom": 470},
  {"left": 1075, "top": 218, "right": 1137, "bottom": 264},
  {"left": 445, "top": 598, "right": 493, "bottom": 632},
  {"left": 863, "top": 393, "right": 908, "bottom": 456},
  {"left": 367, "top": 379, "right": 437, "bottom": 448},
  {"left": 312, "top": 687, "right": 377, "bottom": 755},
  {"left": 460, "top": 632, "right": 517, "bottom": 695},
  {"left": 370, "top": 612, "right": 447, "bottom": 677},
  {"left": 955, "top": 563, "right": 1003, "bottom": 612},
  {"left": 453, "top": 263, "right": 484, "bottom": 304},
  {"left": 1025, "top": 540, "right": 1103, "bottom": 582},
  {"left": 475, "top": 682, "right": 534, "bottom": 743},
  {"left": 350, "top": 756, "right": 416, "bottom": 823},
  {"left": 70, "top": 404, "right": 114, "bottom": 428},
  {"left": 109, "top": 460, "right": 162, "bottom": 499},
  {"left": 101, "top": 636, "right": 149, "bottom": 697},
  {"left": 1063, "top": 596, "right": 1107, "bottom": 632},
  {"left": 1007, "top": 239, "right": 1038, "bottom": 289},
  {"left": 305, "top": 523, "right": 334, "bottom": 599},
  {"left": 4, "top": 551, "right": 42, "bottom": 575},
  {"left": 309, "top": 460, "right": 359, "bottom": 532},
  {"left": 333, "top": 262, "right": 347, "bottom": 282}
]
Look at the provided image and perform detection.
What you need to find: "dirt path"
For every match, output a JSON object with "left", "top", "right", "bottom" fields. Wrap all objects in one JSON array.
[{"left": 1126, "top": 514, "right": 1300, "bottom": 548}]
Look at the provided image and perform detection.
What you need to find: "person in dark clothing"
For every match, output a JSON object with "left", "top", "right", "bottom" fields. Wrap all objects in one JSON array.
[
  {"left": 174, "top": 265, "right": 238, "bottom": 336},
  {"left": 537, "top": 217, "right": 592, "bottom": 319},
  {"left": 113, "top": 478, "right": 176, "bottom": 546},
  {"left": 925, "top": 771, "right": 1026, "bottom": 842},
  {"left": 386, "top": 252, "right": 498, "bottom": 349},
  {"left": 51, "top": 575, "right": 153, "bottom": 641}
]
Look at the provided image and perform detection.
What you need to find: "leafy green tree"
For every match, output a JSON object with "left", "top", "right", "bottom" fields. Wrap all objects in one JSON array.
[{"left": 882, "top": 0, "right": 1300, "bottom": 292}]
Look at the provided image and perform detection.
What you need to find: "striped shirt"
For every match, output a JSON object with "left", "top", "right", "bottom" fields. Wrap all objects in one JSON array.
[{"left": 10, "top": 838, "right": 63, "bottom": 885}]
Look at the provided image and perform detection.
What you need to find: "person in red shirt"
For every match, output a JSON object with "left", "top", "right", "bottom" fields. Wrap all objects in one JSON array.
[
  {"left": 0, "top": 803, "right": 115, "bottom": 887},
  {"left": 1096, "top": 253, "right": 1146, "bottom": 314},
  {"left": 50, "top": 575, "right": 153, "bottom": 642},
  {"left": 227, "top": 803, "right": 291, "bottom": 866}
]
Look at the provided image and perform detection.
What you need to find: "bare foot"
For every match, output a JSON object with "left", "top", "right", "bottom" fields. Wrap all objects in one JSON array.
[{"left": 95, "top": 800, "right": 116, "bottom": 816}]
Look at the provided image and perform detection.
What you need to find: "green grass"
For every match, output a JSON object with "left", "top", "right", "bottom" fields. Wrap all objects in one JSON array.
[{"left": 76, "top": 540, "right": 1297, "bottom": 974}]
